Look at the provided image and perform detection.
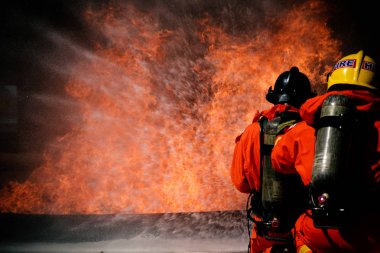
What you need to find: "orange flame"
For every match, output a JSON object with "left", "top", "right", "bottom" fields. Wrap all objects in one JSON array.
[{"left": 0, "top": 0, "right": 341, "bottom": 214}]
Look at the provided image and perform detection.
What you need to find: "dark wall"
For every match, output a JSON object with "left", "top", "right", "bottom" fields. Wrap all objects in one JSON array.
[{"left": 328, "top": 0, "right": 379, "bottom": 61}]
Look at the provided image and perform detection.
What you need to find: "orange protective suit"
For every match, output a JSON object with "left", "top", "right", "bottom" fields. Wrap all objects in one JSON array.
[
  {"left": 231, "top": 103, "right": 300, "bottom": 253},
  {"left": 271, "top": 89, "right": 380, "bottom": 253}
]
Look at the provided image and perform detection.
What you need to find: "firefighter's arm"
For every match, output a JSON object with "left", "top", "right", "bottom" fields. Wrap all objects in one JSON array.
[
  {"left": 271, "top": 122, "right": 315, "bottom": 185},
  {"left": 271, "top": 129, "right": 297, "bottom": 175},
  {"left": 293, "top": 122, "right": 315, "bottom": 185},
  {"left": 231, "top": 123, "right": 260, "bottom": 193},
  {"left": 231, "top": 136, "right": 251, "bottom": 193}
]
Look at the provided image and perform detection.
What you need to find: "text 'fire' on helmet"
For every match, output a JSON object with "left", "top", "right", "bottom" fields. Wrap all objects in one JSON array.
[
  {"left": 266, "top": 66, "right": 314, "bottom": 108},
  {"left": 327, "top": 50, "right": 377, "bottom": 90}
]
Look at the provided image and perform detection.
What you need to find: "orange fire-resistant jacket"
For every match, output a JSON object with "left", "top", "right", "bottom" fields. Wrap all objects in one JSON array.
[
  {"left": 271, "top": 89, "right": 380, "bottom": 253},
  {"left": 231, "top": 103, "right": 300, "bottom": 192},
  {"left": 231, "top": 103, "right": 300, "bottom": 253}
]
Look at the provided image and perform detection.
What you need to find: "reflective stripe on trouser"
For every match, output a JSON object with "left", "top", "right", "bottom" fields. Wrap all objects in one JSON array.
[{"left": 297, "top": 244, "right": 312, "bottom": 253}]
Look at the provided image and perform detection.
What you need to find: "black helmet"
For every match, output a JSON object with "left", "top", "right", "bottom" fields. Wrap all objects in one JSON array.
[{"left": 266, "top": 66, "right": 315, "bottom": 108}]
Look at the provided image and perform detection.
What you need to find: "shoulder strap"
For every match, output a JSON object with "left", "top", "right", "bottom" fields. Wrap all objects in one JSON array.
[{"left": 263, "top": 110, "right": 300, "bottom": 145}]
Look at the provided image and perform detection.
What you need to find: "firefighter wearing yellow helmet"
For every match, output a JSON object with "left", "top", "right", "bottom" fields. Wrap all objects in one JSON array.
[
  {"left": 327, "top": 50, "right": 377, "bottom": 90},
  {"left": 270, "top": 50, "right": 380, "bottom": 253}
]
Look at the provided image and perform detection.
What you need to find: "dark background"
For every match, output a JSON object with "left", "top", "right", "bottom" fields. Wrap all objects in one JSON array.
[{"left": 0, "top": 0, "right": 378, "bottom": 188}]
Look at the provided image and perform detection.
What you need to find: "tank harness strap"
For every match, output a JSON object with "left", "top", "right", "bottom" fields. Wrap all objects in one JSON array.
[{"left": 263, "top": 119, "right": 298, "bottom": 147}]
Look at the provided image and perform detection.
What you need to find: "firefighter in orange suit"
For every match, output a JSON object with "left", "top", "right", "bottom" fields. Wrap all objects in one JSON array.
[
  {"left": 231, "top": 67, "right": 315, "bottom": 253},
  {"left": 271, "top": 50, "right": 380, "bottom": 253}
]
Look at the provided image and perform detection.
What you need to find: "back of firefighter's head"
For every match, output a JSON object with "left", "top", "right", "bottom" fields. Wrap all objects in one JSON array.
[
  {"left": 327, "top": 50, "right": 378, "bottom": 91},
  {"left": 266, "top": 66, "right": 314, "bottom": 108}
]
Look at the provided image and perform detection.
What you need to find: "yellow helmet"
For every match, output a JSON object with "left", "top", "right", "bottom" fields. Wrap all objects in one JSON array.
[{"left": 327, "top": 50, "right": 377, "bottom": 90}]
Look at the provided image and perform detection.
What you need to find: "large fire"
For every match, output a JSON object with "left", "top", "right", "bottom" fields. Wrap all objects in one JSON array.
[{"left": 0, "top": 0, "right": 341, "bottom": 214}]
